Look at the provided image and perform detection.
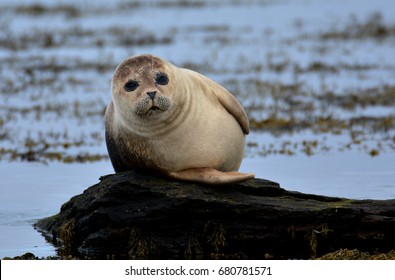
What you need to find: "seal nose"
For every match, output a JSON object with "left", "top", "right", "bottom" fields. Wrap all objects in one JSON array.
[{"left": 146, "top": 91, "right": 156, "bottom": 100}]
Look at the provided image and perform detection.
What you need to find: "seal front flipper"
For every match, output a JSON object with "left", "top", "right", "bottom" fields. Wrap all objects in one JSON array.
[
  {"left": 168, "top": 168, "right": 255, "bottom": 185},
  {"left": 183, "top": 69, "right": 250, "bottom": 135}
]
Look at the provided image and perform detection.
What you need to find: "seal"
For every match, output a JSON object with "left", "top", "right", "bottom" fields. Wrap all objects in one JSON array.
[{"left": 105, "top": 54, "right": 255, "bottom": 184}]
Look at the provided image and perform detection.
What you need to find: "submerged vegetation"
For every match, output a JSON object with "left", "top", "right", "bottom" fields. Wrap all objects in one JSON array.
[{"left": 0, "top": 1, "right": 394, "bottom": 163}]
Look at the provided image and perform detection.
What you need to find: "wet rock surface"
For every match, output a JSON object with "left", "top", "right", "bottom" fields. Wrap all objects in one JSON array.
[{"left": 35, "top": 171, "right": 395, "bottom": 259}]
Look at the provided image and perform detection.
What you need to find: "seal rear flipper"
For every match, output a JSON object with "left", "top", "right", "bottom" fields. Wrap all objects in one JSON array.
[{"left": 168, "top": 168, "right": 255, "bottom": 185}]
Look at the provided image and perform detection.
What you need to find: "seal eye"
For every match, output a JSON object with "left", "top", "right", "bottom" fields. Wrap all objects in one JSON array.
[
  {"left": 156, "top": 73, "right": 169, "bottom": 85},
  {"left": 124, "top": 80, "right": 139, "bottom": 92}
]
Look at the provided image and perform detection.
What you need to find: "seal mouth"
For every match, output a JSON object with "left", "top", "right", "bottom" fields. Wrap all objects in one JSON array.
[
  {"left": 135, "top": 96, "right": 171, "bottom": 116},
  {"left": 145, "top": 105, "right": 164, "bottom": 115}
]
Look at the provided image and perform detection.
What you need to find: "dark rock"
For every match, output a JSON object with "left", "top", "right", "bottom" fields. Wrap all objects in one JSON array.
[{"left": 35, "top": 170, "right": 395, "bottom": 259}]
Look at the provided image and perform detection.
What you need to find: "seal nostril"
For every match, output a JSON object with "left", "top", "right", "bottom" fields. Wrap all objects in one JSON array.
[{"left": 147, "top": 91, "right": 157, "bottom": 100}]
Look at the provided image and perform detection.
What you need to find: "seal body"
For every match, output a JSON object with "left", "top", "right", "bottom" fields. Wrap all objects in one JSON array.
[{"left": 105, "top": 54, "right": 254, "bottom": 184}]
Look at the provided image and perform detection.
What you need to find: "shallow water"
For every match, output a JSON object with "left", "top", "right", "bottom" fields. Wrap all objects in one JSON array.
[
  {"left": 242, "top": 152, "right": 395, "bottom": 200},
  {"left": 0, "top": 161, "right": 113, "bottom": 258},
  {"left": 1, "top": 0, "right": 395, "bottom": 258}
]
